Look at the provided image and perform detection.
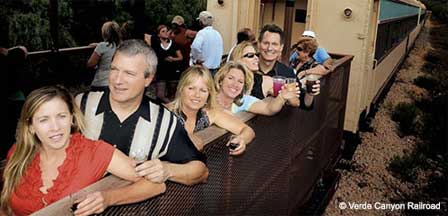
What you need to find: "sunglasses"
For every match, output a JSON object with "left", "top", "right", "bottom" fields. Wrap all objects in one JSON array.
[
  {"left": 296, "top": 47, "right": 304, "bottom": 52},
  {"left": 243, "top": 52, "right": 260, "bottom": 58}
]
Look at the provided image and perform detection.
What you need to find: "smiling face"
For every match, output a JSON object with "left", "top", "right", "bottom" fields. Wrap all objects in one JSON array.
[
  {"left": 109, "top": 52, "right": 153, "bottom": 106},
  {"left": 258, "top": 31, "right": 283, "bottom": 63},
  {"left": 240, "top": 46, "right": 259, "bottom": 72},
  {"left": 220, "top": 68, "right": 245, "bottom": 100},
  {"left": 180, "top": 76, "right": 210, "bottom": 112},
  {"left": 30, "top": 97, "right": 73, "bottom": 151}
]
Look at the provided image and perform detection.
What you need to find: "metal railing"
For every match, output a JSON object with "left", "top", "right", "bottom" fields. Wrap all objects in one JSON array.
[{"left": 32, "top": 53, "right": 353, "bottom": 216}]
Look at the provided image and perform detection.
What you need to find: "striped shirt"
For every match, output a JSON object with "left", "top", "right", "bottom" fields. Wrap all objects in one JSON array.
[{"left": 75, "top": 90, "right": 205, "bottom": 163}]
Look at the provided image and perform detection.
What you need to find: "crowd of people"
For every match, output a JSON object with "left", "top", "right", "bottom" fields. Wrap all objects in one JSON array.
[{"left": 1, "top": 10, "right": 333, "bottom": 215}]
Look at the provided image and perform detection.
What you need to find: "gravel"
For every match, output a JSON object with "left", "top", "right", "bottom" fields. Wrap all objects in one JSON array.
[{"left": 323, "top": 21, "right": 433, "bottom": 216}]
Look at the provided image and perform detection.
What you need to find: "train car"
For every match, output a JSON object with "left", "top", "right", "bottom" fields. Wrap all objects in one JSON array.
[{"left": 207, "top": 0, "right": 427, "bottom": 134}]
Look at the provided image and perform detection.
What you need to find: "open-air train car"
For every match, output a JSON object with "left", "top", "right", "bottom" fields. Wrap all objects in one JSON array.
[{"left": 207, "top": 0, "right": 427, "bottom": 133}]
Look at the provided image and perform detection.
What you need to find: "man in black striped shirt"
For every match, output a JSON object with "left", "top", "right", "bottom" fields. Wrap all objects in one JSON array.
[{"left": 75, "top": 40, "right": 208, "bottom": 211}]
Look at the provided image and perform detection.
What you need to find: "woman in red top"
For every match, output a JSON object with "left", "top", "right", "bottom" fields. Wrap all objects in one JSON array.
[{"left": 0, "top": 85, "right": 165, "bottom": 216}]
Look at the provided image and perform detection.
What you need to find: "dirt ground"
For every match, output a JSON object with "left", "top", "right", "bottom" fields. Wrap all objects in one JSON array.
[{"left": 323, "top": 21, "right": 434, "bottom": 216}]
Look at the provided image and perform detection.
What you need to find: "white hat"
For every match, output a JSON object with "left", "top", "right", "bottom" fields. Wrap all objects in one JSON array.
[
  {"left": 302, "top": 30, "right": 316, "bottom": 38},
  {"left": 197, "top": 11, "right": 213, "bottom": 22}
]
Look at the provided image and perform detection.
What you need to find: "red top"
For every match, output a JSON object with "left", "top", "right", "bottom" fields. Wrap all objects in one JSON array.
[{"left": 7, "top": 133, "right": 115, "bottom": 216}]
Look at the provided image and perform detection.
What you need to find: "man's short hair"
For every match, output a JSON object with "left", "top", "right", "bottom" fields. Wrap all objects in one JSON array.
[
  {"left": 258, "top": 24, "right": 284, "bottom": 44},
  {"left": 113, "top": 39, "right": 158, "bottom": 77}
]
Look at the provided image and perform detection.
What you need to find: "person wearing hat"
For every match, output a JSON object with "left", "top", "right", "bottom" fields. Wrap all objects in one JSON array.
[
  {"left": 170, "top": 15, "right": 197, "bottom": 72},
  {"left": 289, "top": 30, "right": 333, "bottom": 77},
  {"left": 190, "top": 11, "right": 223, "bottom": 76}
]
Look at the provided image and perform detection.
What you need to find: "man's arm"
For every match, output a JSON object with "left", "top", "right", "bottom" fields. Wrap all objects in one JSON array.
[
  {"left": 190, "top": 31, "right": 204, "bottom": 64},
  {"left": 135, "top": 159, "right": 208, "bottom": 186}
]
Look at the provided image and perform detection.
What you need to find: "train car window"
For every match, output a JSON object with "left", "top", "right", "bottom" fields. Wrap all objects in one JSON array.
[{"left": 374, "top": 0, "right": 420, "bottom": 64}]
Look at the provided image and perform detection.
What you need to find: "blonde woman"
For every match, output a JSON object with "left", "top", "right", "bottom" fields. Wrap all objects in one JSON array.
[
  {"left": 1, "top": 85, "right": 165, "bottom": 216},
  {"left": 215, "top": 61, "right": 298, "bottom": 115},
  {"left": 166, "top": 66, "right": 255, "bottom": 154},
  {"left": 87, "top": 21, "right": 122, "bottom": 90},
  {"left": 230, "top": 41, "right": 319, "bottom": 108}
]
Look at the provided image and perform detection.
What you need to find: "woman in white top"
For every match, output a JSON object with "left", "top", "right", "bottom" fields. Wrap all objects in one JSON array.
[{"left": 87, "top": 21, "right": 121, "bottom": 90}]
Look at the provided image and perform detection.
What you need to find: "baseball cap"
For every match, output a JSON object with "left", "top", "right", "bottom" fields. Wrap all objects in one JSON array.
[
  {"left": 171, "top": 15, "right": 185, "bottom": 26},
  {"left": 302, "top": 30, "right": 316, "bottom": 38},
  {"left": 197, "top": 11, "right": 213, "bottom": 22}
]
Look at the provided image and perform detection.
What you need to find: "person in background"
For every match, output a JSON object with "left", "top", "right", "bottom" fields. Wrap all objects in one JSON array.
[
  {"left": 87, "top": 21, "right": 122, "bottom": 91},
  {"left": 215, "top": 61, "right": 299, "bottom": 115},
  {"left": 76, "top": 39, "right": 208, "bottom": 187},
  {"left": 290, "top": 37, "right": 320, "bottom": 78},
  {"left": 121, "top": 20, "right": 137, "bottom": 40},
  {"left": 166, "top": 65, "right": 255, "bottom": 153},
  {"left": 256, "top": 24, "right": 319, "bottom": 107},
  {"left": 190, "top": 11, "right": 223, "bottom": 76},
  {"left": 226, "top": 28, "right": 257, "bottom": 62},
  {"left": 169, "top": 15, "right": 197, "bottom": 72},
  {"left": 5, "top": 46, "right": 28, "bottom": 161},
  {"left": 150, "top": 25, "right": 183, "bottom": 103},
  {"left": 0, "top": 85, "right": 165, "bottom": 216},
  {"left": 289, "top": 30, "right": 333, "bottom": 76}
]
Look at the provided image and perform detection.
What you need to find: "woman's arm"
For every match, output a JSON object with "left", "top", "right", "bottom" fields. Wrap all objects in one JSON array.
[
  {"left": 74, "top": 150, "right": 166, "bottom": 216},
  {"left": 303, "top": 80, "right": 321, "bottom": 107},
  {"left": 74, "top": 180, "right": 166, "bottom": 216},
  {"left": 107, "top": 149, "right": 139, "bottom": 182},
  {"left": 208, "top": 108, "right": 255, "bottom": 155},
  {"left": 249, "top": 96, "right": 285, "bottom": 116},
  {"left": 86, "top": 51, "right": 100, "bottom": 68},
  {"left": 166, "top": 50, "right": 183, "bottom": 62}
]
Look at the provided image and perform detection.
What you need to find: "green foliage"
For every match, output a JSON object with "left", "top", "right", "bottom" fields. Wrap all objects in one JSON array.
[
  {"left": 421, "top": 0, "right": 448, "bottom": 23},
  {"left": 144, "top": 0, "right": 206, "bottom": 31},
  {"left": 2, "top": 0, "right": 206, "bottom": 49},
  {"left": 413, "top": 75, "right": 438, "bottom": 91},
  {"left": 9, "top": 13, "right": 51, "bottom": 50},
  {"left": 2, "top": 0, "right": 76, "bottom": 50},
  {"left": 391, "top": 102, "right": 420, "bottom": 135}
]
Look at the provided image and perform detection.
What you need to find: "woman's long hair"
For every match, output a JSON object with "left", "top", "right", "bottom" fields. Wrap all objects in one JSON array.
[
  {"left": 102, "top": 21, "right": 122, "bottom": 47},
  {"left": 171, "top": 65, "right": 217, "bottom": 116},
  {"left": 1, "top": 85, "right": 85, "bottom": 214},
  {"left": 214, "top": 61, "right": 253, "bottom": 106}
]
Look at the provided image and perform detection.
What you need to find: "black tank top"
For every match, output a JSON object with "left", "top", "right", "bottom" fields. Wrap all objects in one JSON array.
[{"left": 250, "top": 73, "right": 265, "bottom": 99}]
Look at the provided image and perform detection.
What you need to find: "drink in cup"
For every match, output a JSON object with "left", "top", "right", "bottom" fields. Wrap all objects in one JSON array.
[
  {"left": 285, "top": 78, "right": 297, "bottom": 91},
  {"left": 272, "top": 76, "right": 286, "bottom": 97},
  {"left": 306, "top": 74, "right": 319, "bottom": 93}
]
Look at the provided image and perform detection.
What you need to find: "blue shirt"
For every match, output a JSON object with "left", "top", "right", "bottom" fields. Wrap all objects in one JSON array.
[
  {"left": 190, "top": 26, "right": 223, "bottom": 69},
  {"left": 232, "top": 95, "right": 259, "bottom": 113},
  {"left": 288, "top": 47, "right": 330, "bottom": 65}
]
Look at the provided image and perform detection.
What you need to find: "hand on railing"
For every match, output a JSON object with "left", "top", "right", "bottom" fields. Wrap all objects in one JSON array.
[
  {"left": 72, "top": 191, "right": 108, "bottom": 216},
  {"left": 227, "top": 135, "right": 247, "bottom": 156},
  {"left": 135, "top": 159, "right": 172, "bottom": 183}
]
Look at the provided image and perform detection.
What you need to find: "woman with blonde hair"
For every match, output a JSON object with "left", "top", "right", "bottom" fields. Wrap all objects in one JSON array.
[
  {"left": 166, "top": 66, "right": 255, "bottom": 154},
  {"left": 230, "top": 41, "right": 319, "bottom": 108},
  {"left": 87, "top": 21, "right": 122, "bottom": 90},
  {"left": 1, "top": 85, "right": 165, "bottom": 216},
  {"left": 215, "top": 61, "right": 298, "bottom": 115}
]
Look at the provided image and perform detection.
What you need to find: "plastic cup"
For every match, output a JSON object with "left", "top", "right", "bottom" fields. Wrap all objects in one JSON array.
[
  {"left": 305, "top": 74, "right": 319, "bottom": 93},
  {"left": 285, "top": 78, "right": 297, "bottom": 91},
  {"left": 272, "top": 76, "right": 286, "bottom": 97}
]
